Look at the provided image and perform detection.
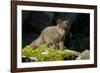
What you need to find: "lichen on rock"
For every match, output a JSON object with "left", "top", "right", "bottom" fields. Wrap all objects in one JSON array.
[{"left": 22, "top": 43, "right": 75, "bottom": 62}]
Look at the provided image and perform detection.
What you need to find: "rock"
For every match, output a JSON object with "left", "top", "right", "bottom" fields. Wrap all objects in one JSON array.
[
  {"left": 22, "top": 32, "right": 39, "bottom": 48},
  {"left": 22, "top": 56, "right": 32, "bottom": 62},
  {"left": 22, "top": 11, "right": 31, "bottom": 24},
  {"left": 65, "top": 49, "right": 81, "bottom": 56},
  {"left": 41, "top": 50, "right": 49, "bottom": 55},
  {"left": 64, "top": 14, "right": 90, "bottom": 52},
  {"left": 22, "top": 56, "right": 38, "bottom": 62},
  {"left": 75, "top": 50, "right": 90, "bottom": 60},
  {"left": 65, "top": 37, "right": 89, "bottom": 52},
  {"left": 30, "top": 12, "right": 54, "bottom": 32},
  {"left": 29, "top": 57, "right": 38, "bottom": 62}
]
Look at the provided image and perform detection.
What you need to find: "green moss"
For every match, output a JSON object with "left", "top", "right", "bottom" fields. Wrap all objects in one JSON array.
[{"left": 22, "top": 43, "right": 74, "bottom": 62}]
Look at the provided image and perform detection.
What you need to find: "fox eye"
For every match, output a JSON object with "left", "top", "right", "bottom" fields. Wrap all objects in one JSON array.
[
  {"left": 67, "top": 23, "right": 69, "bottom": 26},
  {"left": 66, "top": 23, "right": 69, "bottom": 25}
]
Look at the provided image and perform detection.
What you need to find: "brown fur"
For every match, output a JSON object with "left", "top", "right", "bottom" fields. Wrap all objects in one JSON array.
[{"left": 30, "top": 19, "right": 70, "bottom": 50}]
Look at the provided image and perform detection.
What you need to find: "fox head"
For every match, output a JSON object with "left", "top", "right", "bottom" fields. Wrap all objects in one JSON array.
[{"left": 57, "top": 18, "right": 70, "bottom": 29}]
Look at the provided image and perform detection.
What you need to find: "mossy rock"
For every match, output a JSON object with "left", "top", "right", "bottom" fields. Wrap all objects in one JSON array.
[{"left": 22, "top": 43, "right": 74, "bottom": 62}]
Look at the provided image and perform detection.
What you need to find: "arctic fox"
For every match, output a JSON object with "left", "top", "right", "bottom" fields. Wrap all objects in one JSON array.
[{"left": 30, "top": 19, "right": 70, "bottom": 50}]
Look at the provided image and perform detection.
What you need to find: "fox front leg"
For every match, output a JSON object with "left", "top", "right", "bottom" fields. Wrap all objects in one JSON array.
[
  {"left": 59, "top": 36, "right": 65, "bottom": 50},
  {"left": 59, "top": 41, "right": 64, "bottom": 50}
]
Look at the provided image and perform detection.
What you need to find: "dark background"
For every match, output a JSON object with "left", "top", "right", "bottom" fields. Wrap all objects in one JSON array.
[{"left": 22, "top": 10, "right": 90, "bottom": 52}]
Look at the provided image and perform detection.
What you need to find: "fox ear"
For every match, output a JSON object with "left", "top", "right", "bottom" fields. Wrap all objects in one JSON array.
[{"left": 57, "top": 18, "right": 62, "bottom": 24}]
